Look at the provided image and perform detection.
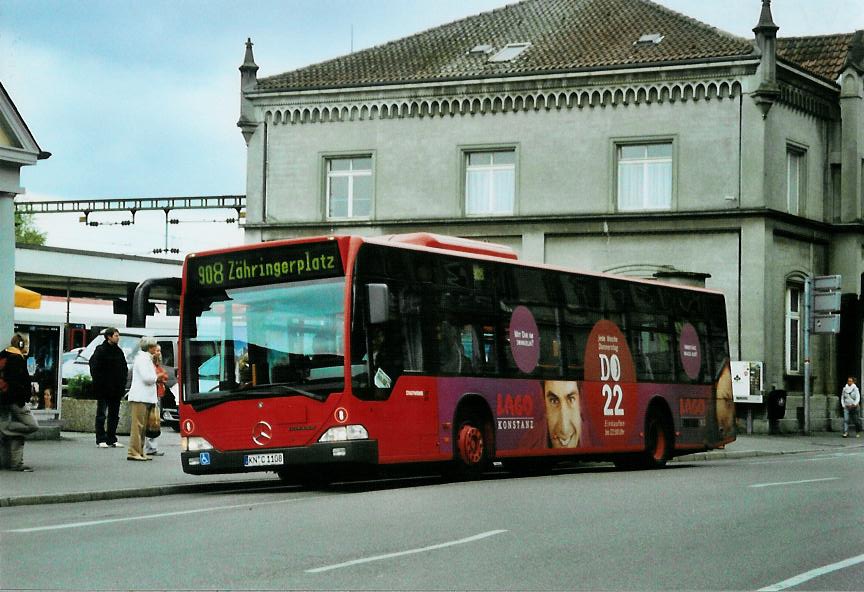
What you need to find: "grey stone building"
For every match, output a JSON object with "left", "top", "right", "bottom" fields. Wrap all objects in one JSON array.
[{"left": 236, "top": 0, "right": 864, "bottom": 433}]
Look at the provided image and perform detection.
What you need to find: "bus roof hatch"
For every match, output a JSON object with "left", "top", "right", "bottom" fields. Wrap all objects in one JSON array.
[{"left": 376, "top": 232, "right": 518, "bottom": 260}]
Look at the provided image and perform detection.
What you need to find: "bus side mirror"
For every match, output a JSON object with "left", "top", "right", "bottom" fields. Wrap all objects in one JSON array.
[{"left": 367, "top": 284, "right": 390, "bottom": 324}]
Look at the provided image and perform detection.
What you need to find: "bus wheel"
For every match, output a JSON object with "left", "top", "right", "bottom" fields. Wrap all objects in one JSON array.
[
  {"left": 451, "top": 417, "right": 489, "bottom": 480},
  {"left": 613, "top": 409, "right": 672, "bottom": 470},
  {"left": 643, "top": 409, "right": 672, "bottom": 468}
]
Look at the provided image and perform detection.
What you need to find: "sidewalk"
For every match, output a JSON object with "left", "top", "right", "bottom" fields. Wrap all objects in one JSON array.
[
  {"left": 2, "top": 431, "right": 863, "bottom": 507},
  {"left": 1, "top": 430, "right": 280, "bottom": 507}
]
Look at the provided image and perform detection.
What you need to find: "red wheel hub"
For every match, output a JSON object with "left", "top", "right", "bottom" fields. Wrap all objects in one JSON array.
[
  {"left": 458, "top": 425, "right": 484, "bottom": 465},
  {"left": 651, "top": 423, "right": 667, "bottom": 461}
]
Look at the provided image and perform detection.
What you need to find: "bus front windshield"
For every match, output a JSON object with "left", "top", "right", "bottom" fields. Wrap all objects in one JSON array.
[{"left": 184, "top": 277, "right": 346, "bottom": 404}]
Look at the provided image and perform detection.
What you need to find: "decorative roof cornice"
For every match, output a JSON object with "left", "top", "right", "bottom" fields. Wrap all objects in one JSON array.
[{"left": 261, "top": 76, "right": 743, "bottom": 126}]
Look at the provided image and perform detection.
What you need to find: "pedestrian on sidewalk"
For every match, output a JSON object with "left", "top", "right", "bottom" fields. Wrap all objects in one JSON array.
[
  {"left": 127, "top": 337, "right": 158, "bottom": 461},
  {"left": 0, "top": 334, "right": 40, "bottom": 471},
  {"left": 841, "top": 376, "right": 861, "bottom": 438},
  {"left": 89, "top": 328, "right": 128, "bottom": 448},
  {"left": 144, "top": 344, "right": 168, "bottom": 457}
]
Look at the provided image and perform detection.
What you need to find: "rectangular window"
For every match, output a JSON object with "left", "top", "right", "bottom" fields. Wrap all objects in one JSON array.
[
  {"left": 785, "top": 285, "right": 802, "bottom": 374},
  {"left": 326, "top": 156, "right": 372, "bottom": 219},
  {"left": 617, "top": 142, "right": 672, "bottom": 211},
  {"left": 786, "top": 148, "right": 804, "bottom": 215},
  {"left": 465, "top": 150, "right": 515, "bottom": 215}
]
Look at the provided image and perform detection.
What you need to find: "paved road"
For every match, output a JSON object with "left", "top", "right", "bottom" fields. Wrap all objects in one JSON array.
[{"left": 2, "top": 450, "right": 863, "bottom": 590}]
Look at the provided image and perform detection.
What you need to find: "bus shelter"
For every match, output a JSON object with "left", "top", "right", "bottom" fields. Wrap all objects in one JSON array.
[{"left": 13, "top": 321, "right": 63, "bottom": 423}]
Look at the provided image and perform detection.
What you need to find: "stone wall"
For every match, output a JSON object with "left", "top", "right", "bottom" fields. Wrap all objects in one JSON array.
[{"left": 61, "top": 398, "right": 132, "bottom": 435}]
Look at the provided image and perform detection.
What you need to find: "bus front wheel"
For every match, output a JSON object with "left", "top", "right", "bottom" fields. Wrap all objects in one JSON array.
[{"left": 450, "top": 417, "right": 490, "bottom": 480}]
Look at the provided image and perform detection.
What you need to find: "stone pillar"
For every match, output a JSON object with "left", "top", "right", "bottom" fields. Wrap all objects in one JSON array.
[
  {"left": 751, "top": 0, "right": 781, "bottom": 119},
  {"left": 237, "top": 38, "right": 263, "bottom": 240},
  {"left": 839, "top": 69, "right": 862, "bottom": 222},
  {"left": 0, "top": 191, "right": 15, "bottom": 339}
]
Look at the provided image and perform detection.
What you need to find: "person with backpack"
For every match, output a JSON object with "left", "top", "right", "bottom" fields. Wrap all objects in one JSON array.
[
  {"left": 0, "top": 334, "right": 39, "bottom": 471},
  {"left": 89, "top": 328, "right": 128, "bottom": 448}
]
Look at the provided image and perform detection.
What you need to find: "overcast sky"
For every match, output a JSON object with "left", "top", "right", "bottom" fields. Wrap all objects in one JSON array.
[{"left": 3, "top": 0, "right": 863, "bottom": 258}]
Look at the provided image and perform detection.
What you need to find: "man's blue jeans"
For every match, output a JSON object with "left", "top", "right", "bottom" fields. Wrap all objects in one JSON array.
[{"left": 843, "top": 406, "right": 861, "bottom": 434}]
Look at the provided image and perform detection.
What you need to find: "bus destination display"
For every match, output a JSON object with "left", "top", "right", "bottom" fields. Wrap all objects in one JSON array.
[{"left": 188, "top": 241, "right": 343, "bottom": 290}]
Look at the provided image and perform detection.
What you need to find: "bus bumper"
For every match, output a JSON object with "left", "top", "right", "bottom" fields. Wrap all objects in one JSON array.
[{"left": 181, "top": 440, "right": 379, "bottom": 475}]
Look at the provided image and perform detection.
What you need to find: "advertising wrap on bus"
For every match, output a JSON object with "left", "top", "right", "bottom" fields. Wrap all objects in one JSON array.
[{"left": 176, "top": 234, "right": 733, "bottom": 481}]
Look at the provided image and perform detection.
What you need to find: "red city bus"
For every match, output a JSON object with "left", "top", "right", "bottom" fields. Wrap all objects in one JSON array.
[{"left": 177, "top": 233, "right": 734, "bottom": 480}]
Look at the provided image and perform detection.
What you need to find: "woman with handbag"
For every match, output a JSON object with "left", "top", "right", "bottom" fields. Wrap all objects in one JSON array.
[
  {"left": 126, "top": 337, "right": 158, "bottom": 461},
  {"left": 144, "top": 345, "right": 168, "bottom": 456}
]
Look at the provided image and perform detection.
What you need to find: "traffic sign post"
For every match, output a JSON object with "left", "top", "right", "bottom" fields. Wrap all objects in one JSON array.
[
  {"left": 804, "top": 274, "right": 842, "bottom": 435},
  {"left": 811, "top": 274, "right": 841, "bottom": 336}
]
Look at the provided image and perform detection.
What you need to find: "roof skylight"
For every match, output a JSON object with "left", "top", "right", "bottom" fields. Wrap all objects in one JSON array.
[
  {"left": 469, "top": 44, "right": 494, "bottom": 55},
  {"left": 488, "top": 42, "right": 531, "bottom": 62},
  {"left": 635, "top": 33, "right": 664, "bottom": 46}
]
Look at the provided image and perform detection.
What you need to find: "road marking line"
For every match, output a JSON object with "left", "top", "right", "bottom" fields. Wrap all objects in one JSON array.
[
  {"left": 749, "top": 477, "right": 839, "bottom": 488},
  {"left": 758, "top": 553, "right": 864, "bottom": 591},
  {"left": 306, "top": 529, "right": 509, "bottom": 573},
  {"left": 5, "top": 497, "right": 311, "bottom": 533}
]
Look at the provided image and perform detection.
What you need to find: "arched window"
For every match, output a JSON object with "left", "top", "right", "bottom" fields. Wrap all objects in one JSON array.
[{"left": 785, "top": 282, "right": 804, "bottom": 374}]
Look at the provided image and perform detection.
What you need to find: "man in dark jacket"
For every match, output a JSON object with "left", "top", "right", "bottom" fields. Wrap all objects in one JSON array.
[{"left": 89, "top": 328, "right": 128, "bottom": 448}]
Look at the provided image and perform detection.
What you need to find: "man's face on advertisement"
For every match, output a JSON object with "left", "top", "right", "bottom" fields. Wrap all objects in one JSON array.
[{"left": 545, "top": 380, "right": 581, "bottom": 448}]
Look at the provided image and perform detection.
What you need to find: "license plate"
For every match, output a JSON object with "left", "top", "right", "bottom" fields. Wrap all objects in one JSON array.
[{"left": 243, "top": 453, "right": 284, "bottom": 467}]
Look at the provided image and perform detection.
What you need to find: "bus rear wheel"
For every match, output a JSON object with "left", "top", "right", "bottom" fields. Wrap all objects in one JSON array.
[
  {"left": 614, "top": 409, "right": 673, "bottom": 470},
  {"left": 450, "top": 417, "right": 490, "bottom": 480},
  {"left": 644, "top": 411, "right": 672, "bottom": 468}
]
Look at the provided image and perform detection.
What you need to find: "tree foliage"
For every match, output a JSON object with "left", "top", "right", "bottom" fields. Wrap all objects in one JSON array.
[{"left": 14, "top": 210, "right": 46, "bottom": 245}]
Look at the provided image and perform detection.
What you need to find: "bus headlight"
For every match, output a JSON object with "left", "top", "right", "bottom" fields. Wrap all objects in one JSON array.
[
  {"left": 318, "top": 425, "right": 368, "bottom": 442},
  {"left": 182, "top": 436, "right": 214, "bottom": 451}
]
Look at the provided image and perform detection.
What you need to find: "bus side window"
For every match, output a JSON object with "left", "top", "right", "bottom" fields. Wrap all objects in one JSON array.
[
  {"left": 476, "top": 324, "right": 498, "bottom": 374},
  {"left": 158, "top": 341, "right": 175, "bottom": 367},
  {"left": 437, "top": 319, "right": 468, "bottom": 374},
  {"left": 398, "top": 288, "right": 424, "bottom": 372},
  {"left": 562, "top": 309, "right": 598, "bottom": 378}
]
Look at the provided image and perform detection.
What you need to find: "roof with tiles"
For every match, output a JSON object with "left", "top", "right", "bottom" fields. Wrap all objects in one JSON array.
[
  {"left": 777, "top": 32, "right": 860, "bottom": 83},
  {"left": 257, "top": 0, "right": 757, "bottom": 92}
]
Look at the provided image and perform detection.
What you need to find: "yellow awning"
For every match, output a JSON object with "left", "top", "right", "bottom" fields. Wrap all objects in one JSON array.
[{"left": 14, "top": 285, "right": 41, "bottom": 309}]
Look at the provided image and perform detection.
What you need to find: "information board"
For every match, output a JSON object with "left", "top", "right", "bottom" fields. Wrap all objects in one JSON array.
[{"left": 731, "top": 361, "right": 763, "bottom": 403}]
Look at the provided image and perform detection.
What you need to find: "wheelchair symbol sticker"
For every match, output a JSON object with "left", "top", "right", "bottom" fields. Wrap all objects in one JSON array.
[{"left": 200, "top": 452, "right": 211, "bottom": 465}]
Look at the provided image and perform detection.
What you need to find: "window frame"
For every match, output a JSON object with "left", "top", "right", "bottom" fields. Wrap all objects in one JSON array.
[
  {"left": 462, "top": 146, "right": 518, "bottom": 217},
  {"left": 324, "top": 153, "right": 374, "bottom": 220},
  {"left": 786, "top": 144, "right": 806, "bottom": 215},
  {"left": 785, "top": 283, "right": 803, "bottom": 375},
  {"left": 613, "top": 138, "right": 675, "bottom": 212}
]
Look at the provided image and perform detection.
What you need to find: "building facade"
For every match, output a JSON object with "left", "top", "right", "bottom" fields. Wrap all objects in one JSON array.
[{"left": 237, "top": 0, "right": 864, "bottom": 432}]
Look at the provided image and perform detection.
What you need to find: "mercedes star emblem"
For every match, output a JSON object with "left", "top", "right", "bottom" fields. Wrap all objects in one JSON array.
[{"left": 252, "top": 421, "right": 273, "bottom": 446}]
